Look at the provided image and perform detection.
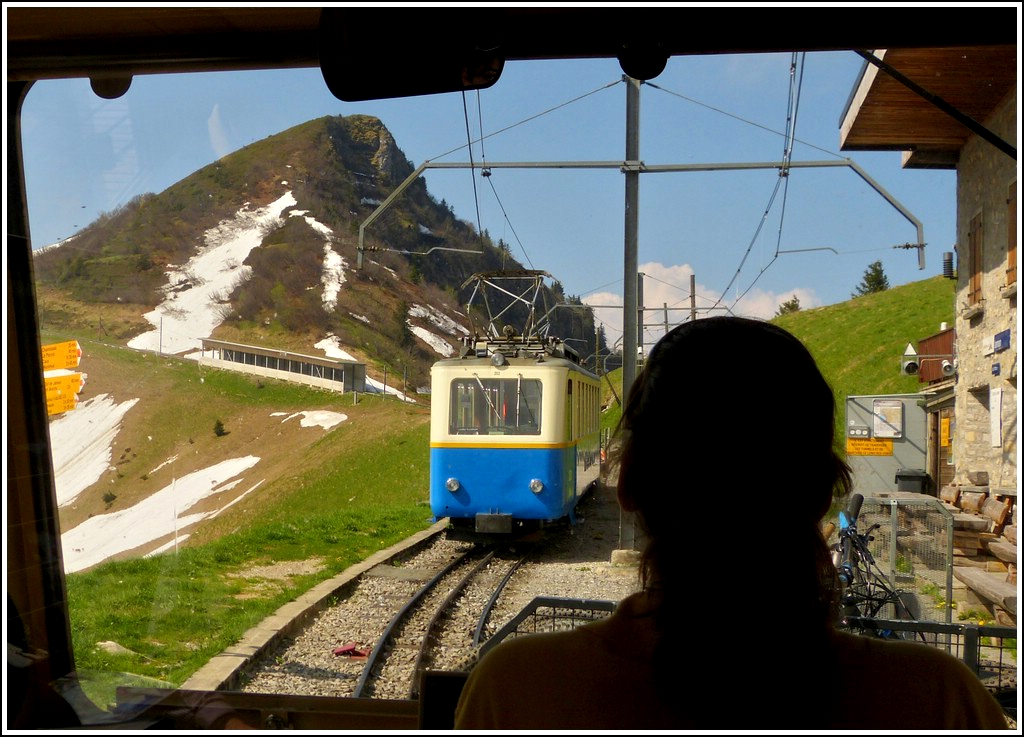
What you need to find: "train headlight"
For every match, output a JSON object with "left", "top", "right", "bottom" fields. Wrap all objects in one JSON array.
[
  {"left": 445, "top": 477, "right": 461, "bottom": 492},
  {"left": 529, "top": 478, "right": 544, "bottom": 494}
]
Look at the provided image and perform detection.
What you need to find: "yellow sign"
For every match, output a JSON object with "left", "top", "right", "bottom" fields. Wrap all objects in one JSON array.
[
  {"left": 846, "top": 437, "right": 894, "bottom": 456},
  {"left": 41, "top": 340, "right": 82, "bottom": 371},
  {"left": 46, "top": 393, "right": 79, "bottom": 417},
  {"left": 940, "top": 417, "right": 951, "bottom": 447},
  {"left": 44, "top": 371, "right": 85, "bottom": 400}
]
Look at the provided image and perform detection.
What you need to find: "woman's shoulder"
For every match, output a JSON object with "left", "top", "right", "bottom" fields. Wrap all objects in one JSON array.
[
  {"left": 829, "top": 630, "right": 1009, "bottom": 730},
  {"left": 831, "top": 628, "right": 968, "bottom": 672}
]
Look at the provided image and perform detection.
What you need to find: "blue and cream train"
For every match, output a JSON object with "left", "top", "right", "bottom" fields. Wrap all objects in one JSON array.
[{"left": 429, "top": 335, "right": 602, "bottom": 537}]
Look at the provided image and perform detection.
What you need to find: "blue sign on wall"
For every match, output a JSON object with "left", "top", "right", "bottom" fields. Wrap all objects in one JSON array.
[{"left": 994, "top": 329, "right": 1011, "bottom": 352}]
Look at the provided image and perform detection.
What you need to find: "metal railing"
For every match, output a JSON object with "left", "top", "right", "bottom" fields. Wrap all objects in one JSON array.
[
  {"left": 483, "top": 597, "right": 1016, "bottom": 723},
  {"left": 845, "top": 616, "right": 1017, "bottom": 693},
  {"left": 479, "top": 596, "right": 616, "bottom": 657}
]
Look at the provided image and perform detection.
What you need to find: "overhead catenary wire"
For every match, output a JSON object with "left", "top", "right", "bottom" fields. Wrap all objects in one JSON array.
[
  {"left": 432, "top": 79, "right": 623, "bottom": 162},
  {"left": 645, "top": 76, "right": 844, "bottom": 162},
  {"left": 708, "top": 52, "right": 805, "bottom": 315},
  {"left": 483, "top": 175, "right": 536, "bottom": 270},
  {"left": 461, "top": 90, "right": 485, "bottom": 243},
  {"left": 472, "top": 87, "right": 535, "bottom": 269}
]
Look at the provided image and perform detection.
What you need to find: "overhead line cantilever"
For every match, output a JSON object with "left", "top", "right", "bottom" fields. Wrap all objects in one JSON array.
[{"left": 357, "top": 158, "right": 926, "bottom": 269}]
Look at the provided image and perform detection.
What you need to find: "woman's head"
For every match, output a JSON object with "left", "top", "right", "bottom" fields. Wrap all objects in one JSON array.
[
  {"left": 615, "top": 316, "right": 849, "bottom": 609},
  {"left": 617, "top": 316, "right": 849, "bottom": 520},
  {"left": 613, "top": 315, "right": 849, "bottom": 721}
]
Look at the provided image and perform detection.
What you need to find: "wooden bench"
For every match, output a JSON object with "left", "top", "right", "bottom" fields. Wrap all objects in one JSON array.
[
  {"left": 953, "top": 566, "right": 1017, "bottom": 616},
  {"left": 939, "top": 485, "right": 961, "bottom": 512},
  {"left": 959, "top": 490, "right": 988, "bottom": 514},
  {"left": 986, "top": 540, "right": 1018, "bottom": 566},
  {"left": 981, "top": 496, "right": 1013, "bottom": 533}
]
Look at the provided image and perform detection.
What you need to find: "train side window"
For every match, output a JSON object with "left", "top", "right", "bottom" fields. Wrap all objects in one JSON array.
[{"left": 566, "top": 379, "right": 573, "bottom": 439}]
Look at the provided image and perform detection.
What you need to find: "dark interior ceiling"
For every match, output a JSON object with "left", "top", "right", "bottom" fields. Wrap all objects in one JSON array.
[
  {"left": 6, "top": 6, "right": 1016, "bottom": 81},
  {"left": 5, "top": 6, "right": 1018, "bottom": 163}
]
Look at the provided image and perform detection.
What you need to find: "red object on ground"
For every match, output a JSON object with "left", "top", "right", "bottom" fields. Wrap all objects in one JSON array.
[{"left": 333, "top": 642, "right": 369, "bottom": 657}]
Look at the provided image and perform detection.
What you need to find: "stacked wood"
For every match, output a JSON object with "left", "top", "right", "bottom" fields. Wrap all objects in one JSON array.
[{"left": 933, "top": 483, "right": 1017, "bottom": 625}]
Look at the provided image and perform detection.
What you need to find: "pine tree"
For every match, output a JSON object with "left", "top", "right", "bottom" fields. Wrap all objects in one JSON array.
[
  {"left": 852, "top": 260, "right": 890, "bottom": 297},
  {"left": 775, "top": 294, "right": 801, "bottom": 316}
]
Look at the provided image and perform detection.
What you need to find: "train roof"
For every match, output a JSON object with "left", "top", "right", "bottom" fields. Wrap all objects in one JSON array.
[{"left": 434, "top": 334, "right": 597, "bottom": 377}]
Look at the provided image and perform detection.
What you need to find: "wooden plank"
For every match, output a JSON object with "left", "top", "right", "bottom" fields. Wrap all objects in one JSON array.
[
  {"left": 953, "top": 531, "right": 983, "bottom": 546},
  {"left": 986, "top": 540, "right": 1018, "bottom": 565},
  {"left": 953, "top": 554, "right": 994, "bottom": 569},
  {"left": 1005, "top": 526, "right": 1018, "bottom": 546},
  {"left": 952, "top": 513, "right": 992, "bottom": 532},
  {"left": 953, "top": 566, "right": 1017, "bottom": 615},
  {"left": 981, "top": 497, "right": 1011, "bottom": 526}
]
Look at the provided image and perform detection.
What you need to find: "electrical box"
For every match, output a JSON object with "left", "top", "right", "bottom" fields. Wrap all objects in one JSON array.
[{"left": 845, "top": 394, "right": 928, "bottom": 495}]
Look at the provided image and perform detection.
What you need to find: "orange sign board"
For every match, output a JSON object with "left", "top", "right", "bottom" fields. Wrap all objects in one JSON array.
[
  {"left": 46, "top": 393, "right": 79, "bottom": 417},
  {"left": 846, "top": 437, "right": 894, "bottom": 456},
  {"left": 45, "top": 371, "right": 85, "bottom": 400},
  {"left": 41, "top": 340, "right": 82, "bottom": 371}
]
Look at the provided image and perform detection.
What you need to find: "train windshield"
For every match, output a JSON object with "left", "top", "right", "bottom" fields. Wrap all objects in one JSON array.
[{"left": 449, "top": 376, "right": 542, "bottom": 435}]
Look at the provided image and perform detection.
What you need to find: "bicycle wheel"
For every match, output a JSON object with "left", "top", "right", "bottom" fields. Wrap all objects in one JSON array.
[{"left": 839, "top": 546, "right": 912, "bottom": 640}]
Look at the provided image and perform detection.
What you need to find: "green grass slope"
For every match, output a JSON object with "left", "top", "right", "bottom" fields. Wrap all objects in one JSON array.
[
  {"left": 773, "top": 275, "right": 955, "bottom": 443},
  {"left": 599, "top": 276, "right": 956, "bottom": 448}
]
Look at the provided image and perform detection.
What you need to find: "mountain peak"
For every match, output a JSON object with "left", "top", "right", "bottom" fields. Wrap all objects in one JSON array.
[{"left": 32, "top": 115, "right": 604, "bottom": 389}]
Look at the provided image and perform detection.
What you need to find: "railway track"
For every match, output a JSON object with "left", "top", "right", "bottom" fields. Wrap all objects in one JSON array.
[
  {"left": 174, "top": 480, "right": 638, "bottom": 705},
  {"left": 351, "top": 543, "right": 531, "bottom": 700},
  {"left": 234, "top": 532, "right": 540, "bottom": 700}
]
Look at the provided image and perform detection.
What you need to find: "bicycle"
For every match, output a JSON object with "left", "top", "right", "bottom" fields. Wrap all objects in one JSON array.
[{"left": 830, "top": 493, "right": 923, "bottom": 641}]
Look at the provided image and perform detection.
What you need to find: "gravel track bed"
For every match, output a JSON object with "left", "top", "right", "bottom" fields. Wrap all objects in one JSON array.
[{"left": 235, "top": 481, "right": 641, "bottom": 700}]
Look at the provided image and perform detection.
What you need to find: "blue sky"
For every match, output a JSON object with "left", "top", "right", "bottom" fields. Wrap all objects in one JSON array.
[{"left": 19, "top": 50, "right": 959, "bottom": 344}]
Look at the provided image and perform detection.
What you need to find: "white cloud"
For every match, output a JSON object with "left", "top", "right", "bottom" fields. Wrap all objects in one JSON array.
[{"left": 584, "top": 261, "right": 821, "bottom": 350}]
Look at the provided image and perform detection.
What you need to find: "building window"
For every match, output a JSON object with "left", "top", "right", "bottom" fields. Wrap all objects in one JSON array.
[
  {"left": 1008, "top": 181, "right": 1017, "bottom": 287},
  {"left": 968, "top": 212, "right": 983, "bottom": 306}
]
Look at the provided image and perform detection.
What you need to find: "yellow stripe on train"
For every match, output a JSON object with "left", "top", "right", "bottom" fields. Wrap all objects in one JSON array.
[{"left": 430, "top": 440, "right": 574, "bottom": 450}]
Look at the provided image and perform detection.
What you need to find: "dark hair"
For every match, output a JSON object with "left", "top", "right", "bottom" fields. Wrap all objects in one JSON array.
[{"left": 614, "top": 316, "right": 851, "bottom": 727}]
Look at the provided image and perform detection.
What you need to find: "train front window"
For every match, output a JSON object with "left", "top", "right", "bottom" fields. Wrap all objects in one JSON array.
[{"left": 450, "top": 377, "right": 542, "bottom": 435}]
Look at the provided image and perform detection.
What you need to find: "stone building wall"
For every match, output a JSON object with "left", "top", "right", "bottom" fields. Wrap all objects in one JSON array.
[{"left": 953, "top": 90, "right": 1017, "bottom": 491}]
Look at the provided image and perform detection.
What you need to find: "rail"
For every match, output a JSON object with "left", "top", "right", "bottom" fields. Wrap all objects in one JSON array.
[
  {"left": 408, "top": 550, "right": 496, "bottom": 700},
  {"left": 352, "top": 547, "right": 478, "bottom": 698}
]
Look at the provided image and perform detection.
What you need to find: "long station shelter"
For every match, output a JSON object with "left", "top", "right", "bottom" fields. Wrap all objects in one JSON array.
[{"left": 198, "top": 338, "right": 366, "bottom": 394}]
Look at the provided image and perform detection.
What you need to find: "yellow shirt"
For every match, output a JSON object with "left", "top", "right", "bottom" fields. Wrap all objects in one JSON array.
[{"left": 454, "top": 592, "right": 1009, "bottom": 731}]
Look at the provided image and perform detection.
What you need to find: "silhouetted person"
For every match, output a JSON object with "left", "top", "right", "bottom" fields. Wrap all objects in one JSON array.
[{"left": 454, "top": 316, "right": 1008, "bottom": 730}]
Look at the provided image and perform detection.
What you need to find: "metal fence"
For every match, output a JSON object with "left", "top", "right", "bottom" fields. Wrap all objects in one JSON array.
[
  {"left": 480, "top": 596, "right": 616, "bottom": 657},
  {"left": 854, "top": 493, "right": 955, "bottom": 624},
  {"left": 845, "top": 616, "right": 1017, "bottom": 692}
]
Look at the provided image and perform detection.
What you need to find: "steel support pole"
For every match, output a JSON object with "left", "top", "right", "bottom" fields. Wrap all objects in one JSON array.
[{"left": 622, "top": 77, "right": 640, "bottom": 399}]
